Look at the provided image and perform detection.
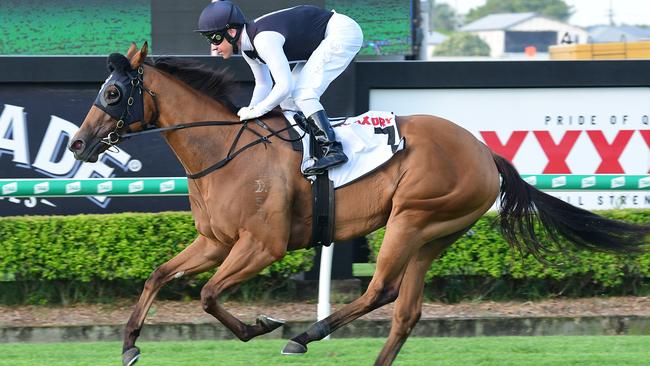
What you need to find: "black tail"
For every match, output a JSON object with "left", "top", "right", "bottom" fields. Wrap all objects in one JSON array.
[{"left": 493, "top": 153, "right": 649, "bottom": 259}]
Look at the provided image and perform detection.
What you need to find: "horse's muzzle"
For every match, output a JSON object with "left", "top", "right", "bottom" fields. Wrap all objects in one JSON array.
[
  {"left": 69, "top": 139, "right": 84, "bottom": 152},
  {"left": 68, "top": 138, "right": 101, "bottom": 162}
]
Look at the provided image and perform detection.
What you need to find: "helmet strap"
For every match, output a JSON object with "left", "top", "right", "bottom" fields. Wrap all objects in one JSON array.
[{"left": 225, "top": 27, "right": 243, "bottom": 54}]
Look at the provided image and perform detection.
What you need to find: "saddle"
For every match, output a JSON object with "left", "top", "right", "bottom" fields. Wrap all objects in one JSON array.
[{"left": 285, "top": 111, "right": 404, "bottom": 248}]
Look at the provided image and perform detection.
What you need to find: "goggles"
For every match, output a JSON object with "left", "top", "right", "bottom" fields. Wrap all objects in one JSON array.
[{"left": 203, "top": 31, "right": 227, "bottom": 45}]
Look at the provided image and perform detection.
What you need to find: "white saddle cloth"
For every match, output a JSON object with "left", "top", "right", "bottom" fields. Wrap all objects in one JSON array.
[{"left": 283, "top": 110, "right": 405, "bottom": 188}]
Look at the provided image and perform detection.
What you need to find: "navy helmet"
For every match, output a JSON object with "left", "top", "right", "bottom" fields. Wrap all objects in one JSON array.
[
  {"left": 196, "top": 1, "right": 246, "bottom": 53},
  {"left": 196, "top": 1, "right": 246, "bottom": 33}
]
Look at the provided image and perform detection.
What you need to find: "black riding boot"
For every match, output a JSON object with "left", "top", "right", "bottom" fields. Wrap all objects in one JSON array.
[{"left": 303, "top": 110, "right": 348, "bottom": 175}]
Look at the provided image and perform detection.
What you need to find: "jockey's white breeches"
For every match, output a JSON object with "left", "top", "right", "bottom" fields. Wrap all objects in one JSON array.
[{"left": 281, "top": 12, "right": 363, "bottom": 117}]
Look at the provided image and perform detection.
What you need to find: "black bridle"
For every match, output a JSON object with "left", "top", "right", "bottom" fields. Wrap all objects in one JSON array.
[
  {"left": 96, "top": 57, "right": 304, "bottom": 179},
  {"left": 95, "top": 65, "right": 160, "bottom": 147}
]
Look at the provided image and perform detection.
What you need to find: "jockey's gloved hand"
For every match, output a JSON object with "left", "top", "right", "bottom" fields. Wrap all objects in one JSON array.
[{"left": 237, "top": 106, "right": 264, "bottom": 121}]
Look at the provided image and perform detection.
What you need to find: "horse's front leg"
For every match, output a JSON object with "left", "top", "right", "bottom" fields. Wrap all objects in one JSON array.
[
  {"left": 200, "top": 229, "right": 287, "bottom": 341},
  {"left": 122, "top": 235, "right": 228, "bottom": 366}
]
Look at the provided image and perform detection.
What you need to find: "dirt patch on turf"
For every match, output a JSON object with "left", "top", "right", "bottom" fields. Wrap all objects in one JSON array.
[{"left": 1, "top": 296, "right": 649, "bottom": 327}]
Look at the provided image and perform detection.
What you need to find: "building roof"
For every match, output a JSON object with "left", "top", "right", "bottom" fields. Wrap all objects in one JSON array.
[
  {"left": 461, "top": 12, "right": 537, "bottom": 32},
  {"left": 588, "top": 25, "right": 650, "bottom": 43}
]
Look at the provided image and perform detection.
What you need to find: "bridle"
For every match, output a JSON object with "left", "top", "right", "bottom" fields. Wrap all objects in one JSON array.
[
  {"left": 100, "top": 66, "right": 160, "bottom": 148},
  {"left": 93, "top": 54, "right": 162, "bottom": 149},
  {"left": 96, "top": 59, "right": 305, "bottom": 179}
]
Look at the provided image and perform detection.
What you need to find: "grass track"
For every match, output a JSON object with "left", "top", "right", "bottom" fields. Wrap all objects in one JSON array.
[{"left": 1, "top": 336, "right": 648, "bottom": 365}]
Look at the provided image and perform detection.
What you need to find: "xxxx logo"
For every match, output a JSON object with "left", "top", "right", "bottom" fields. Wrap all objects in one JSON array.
[{"left": 481, "top": 130, "right": 650, "bottom": 174}]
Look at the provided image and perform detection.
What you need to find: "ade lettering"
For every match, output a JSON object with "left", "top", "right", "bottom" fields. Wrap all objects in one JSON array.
[{"left": 0, "top": 104, "right": 141, "bottom": 207}]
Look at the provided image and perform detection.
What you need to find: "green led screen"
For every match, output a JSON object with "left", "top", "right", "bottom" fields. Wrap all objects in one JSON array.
[
  {"left": 0, "top": 0, "right": 151, "bottom": 55},
  {"left": 0, "top": 0, "right": 411, "bottom": 56},
  {"left": 326, "top": 0, "right": 413, "bottom": 56}
]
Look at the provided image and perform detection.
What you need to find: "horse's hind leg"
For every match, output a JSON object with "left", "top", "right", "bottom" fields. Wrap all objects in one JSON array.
[
  {"left": 122, "top": 235, "right": 228, "bottom": 366},
  {"left": 374, "top": 228, "right": 470, "bottom": 366},
  {"left": 200, "top": 229, "right": 288, "bottom": 342},
  {"left": 283, "top": 218, "right": 424, "bottom": 354}
]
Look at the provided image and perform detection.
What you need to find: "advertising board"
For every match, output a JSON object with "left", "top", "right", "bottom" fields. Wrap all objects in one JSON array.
[
  {"left": 370, "top": 87, "right": 650, "bottom": 209},
  {"left": 0, "top": 86, "right": 189, "bottom": 216}
]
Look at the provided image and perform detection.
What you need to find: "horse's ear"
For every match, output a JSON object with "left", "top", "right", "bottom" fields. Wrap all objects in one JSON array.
[
  {"left": 129, "top": 41, "right": 149, "bottom": 69},
  {"left": 125, "top": 42, "right": 138, "bottom": 60},
  {"left": 107, "top": 53, "right": 131, "bottom": 73}
]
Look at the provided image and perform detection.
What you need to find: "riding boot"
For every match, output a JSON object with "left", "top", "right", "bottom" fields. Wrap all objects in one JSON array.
[{"left": 303, "top": 110, "right": 348, "bottom": 175}]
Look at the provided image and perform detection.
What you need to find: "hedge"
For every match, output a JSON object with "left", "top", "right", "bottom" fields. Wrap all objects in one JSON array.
[
  {"left": 1, "top": 210, "right": 650, "bottom": 304},
  {"left": 0, "top": 212, "right": 314, "bottom": 304},
  {"left": 368, "top": 210, "right": 650, "bottom": 294}
]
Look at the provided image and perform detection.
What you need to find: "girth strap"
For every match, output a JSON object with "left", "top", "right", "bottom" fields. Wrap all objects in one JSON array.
[{"left": 293, "top": 113, "right": 336, "bottom": 248}]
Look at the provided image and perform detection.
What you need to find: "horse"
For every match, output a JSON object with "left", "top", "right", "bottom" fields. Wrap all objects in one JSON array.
[{"left": 69, "top": 43, "right": 649, "bottom": 366}]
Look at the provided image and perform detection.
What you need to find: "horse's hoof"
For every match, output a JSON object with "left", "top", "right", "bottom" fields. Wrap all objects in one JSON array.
[
  {"left": 122, "top": 347, "right": 141, "bottom": 366},
  {"left": 281, "top": 340, "right": 308, "bottom": 355},
  {"left": 257, "top": 315, "right": 285, "bottom": 332}
]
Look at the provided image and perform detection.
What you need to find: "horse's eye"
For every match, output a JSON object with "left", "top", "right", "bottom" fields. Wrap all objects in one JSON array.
[{"left": 105, "top": 87, "right": 121, "bottom": 105}]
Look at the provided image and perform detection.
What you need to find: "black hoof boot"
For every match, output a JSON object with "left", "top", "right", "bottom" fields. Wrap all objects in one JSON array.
[
  {"left": 257, "top": 315, "right": 285, "bottom": 333},
  {"left": 122, "top": 347, "right": 141, "bottom": 366},
  {"left": 281, "top": 340, "right": 308, "bottom": 355}
]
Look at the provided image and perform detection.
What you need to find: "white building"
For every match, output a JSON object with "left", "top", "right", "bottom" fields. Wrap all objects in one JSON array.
[
  {"left": 461, "top": 12, "right": 587, "bottom": 58},
  {"left": 426, "top": 31, "right": 448, "bottom": 58}
]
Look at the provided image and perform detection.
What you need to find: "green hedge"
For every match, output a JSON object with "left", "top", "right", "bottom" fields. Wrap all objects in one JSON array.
[
  {"left": 367, "top": 210, "right": 650, "bottom": 299},
  {"left": 0, "top": 212, "right": 314, "bottom": 304},
  {"left": 2, "top": 210, "right": 650, "bottom": 304}
]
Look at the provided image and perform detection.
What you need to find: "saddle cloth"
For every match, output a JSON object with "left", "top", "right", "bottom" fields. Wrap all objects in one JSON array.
[{"left": 283, "top": 110, "right": 405, "bottom": 188}]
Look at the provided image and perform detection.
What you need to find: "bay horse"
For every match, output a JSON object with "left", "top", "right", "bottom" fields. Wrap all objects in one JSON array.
[{"left": 69, "top": 43, "right": 649, "bottom": 366}]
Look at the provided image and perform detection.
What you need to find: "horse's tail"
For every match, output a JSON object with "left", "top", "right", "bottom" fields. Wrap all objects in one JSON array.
[{"left": 492, "top": 153, "right": 649, "bottom": 258}]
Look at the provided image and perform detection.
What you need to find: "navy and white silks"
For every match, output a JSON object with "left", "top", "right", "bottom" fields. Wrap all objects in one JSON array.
[{"left": 240, "top": 6, "right": 363, "bottom": 117}]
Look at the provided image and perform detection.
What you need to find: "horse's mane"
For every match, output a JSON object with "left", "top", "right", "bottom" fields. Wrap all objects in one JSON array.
[{"left": 150, "top": 57, "right": 239, "bottom": 113}]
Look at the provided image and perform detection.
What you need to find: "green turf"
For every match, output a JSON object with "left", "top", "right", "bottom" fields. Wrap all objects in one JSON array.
[{"left": 1, "top": 336, "right": 648, "bottom": 365}]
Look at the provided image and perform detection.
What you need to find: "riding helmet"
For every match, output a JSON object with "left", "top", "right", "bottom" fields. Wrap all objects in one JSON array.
[{"left": 196, "top": 1, "right": 246, "bottom": 32}]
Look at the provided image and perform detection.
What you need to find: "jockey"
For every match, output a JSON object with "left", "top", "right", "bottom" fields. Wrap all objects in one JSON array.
[{"left": 196, "top": 1, "right": 363, "bottom": 175}]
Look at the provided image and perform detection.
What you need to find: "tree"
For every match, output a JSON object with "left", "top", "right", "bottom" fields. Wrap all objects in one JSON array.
[
  {"left": 466, "top": 0, "right": 574, "bottom": 23},
  {"left": 429, "top": 2, "right": 458, "bottom": 33},
  {"left": 433, "top": 33, "right": 491, "bottom": 57}
]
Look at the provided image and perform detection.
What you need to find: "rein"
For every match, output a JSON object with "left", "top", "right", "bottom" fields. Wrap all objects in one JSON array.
[
  {"left": 127, "top": 118, "right": 304, "bottom": 180},
  {"left": 100, "top": 64, "right": 306, "bottom": 179}
]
